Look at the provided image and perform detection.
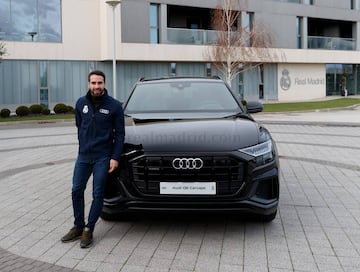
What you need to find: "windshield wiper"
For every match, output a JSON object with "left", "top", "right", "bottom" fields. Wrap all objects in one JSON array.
[
  {"left": 225, "top": 112, "right": 253, "bottom": 121},
  {"left": 130, "top": 117, "right": 173, "bottom": 124}
]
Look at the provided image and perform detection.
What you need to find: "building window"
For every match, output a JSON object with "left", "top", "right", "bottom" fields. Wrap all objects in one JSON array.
[
  {"left": 238, "top": 72, "right": 244, "bottom": 100},
  {"left": 205, "top": 63, "right": 212, "bottom": 77},
  {"left": 303, "top": 0, "right": 313, "bottom": 4},
  {"left": 243, "top": 12, "right": 254, "bottom": 46},
  {"left": 170, "top": 62, "right": 176, "bottom": 76},
  {"left": 351, "top": 0, "right": 359, "bottom": 9},
  {"left": 326, "top": 64, "right": 354, "bottom": 96},
  {"left": 39, "top": 61, "right": 49, "bottom": 109},
  {"left": 258, "top": 65, "right": 264, "bottom": 99},
  {"left": 0, "top": 0, "right": 62, "bottom": 42},
  {"left": 296, "top": 17, "right": 302, "bottom": 48},
  {"left": 150, "top": 3, "right": 159, "bottom": 44}
]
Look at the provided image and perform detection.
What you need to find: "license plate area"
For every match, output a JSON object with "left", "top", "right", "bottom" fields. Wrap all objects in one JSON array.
[{"left": 160, "top": 182, "right": 216, "bottom": 195}]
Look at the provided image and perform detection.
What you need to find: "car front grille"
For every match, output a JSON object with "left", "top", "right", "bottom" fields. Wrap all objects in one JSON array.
[{"left": 130, "top": 156, "right": 245, "bottom": 196}]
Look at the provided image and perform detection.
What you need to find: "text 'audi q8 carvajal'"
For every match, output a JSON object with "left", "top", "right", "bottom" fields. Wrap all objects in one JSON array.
[{"left": 102, "top": 77, "right": 279, "bottom": 222}]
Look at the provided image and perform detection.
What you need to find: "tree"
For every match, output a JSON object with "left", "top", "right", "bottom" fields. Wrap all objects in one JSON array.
[
  {"left": 0, "top": 31, "right": 6, "bottom": 62},
  {"left": 205, "top": 0, "right": 278, "bottom": 87}
]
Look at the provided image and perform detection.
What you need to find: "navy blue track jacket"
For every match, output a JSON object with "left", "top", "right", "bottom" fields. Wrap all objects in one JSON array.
[{"left": 75, "top": 89, "right": 125, "bottom": 161}]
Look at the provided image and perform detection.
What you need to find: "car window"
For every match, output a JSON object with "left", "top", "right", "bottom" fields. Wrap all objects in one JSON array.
[{"left": 125, "top": 81, "right": 241, "bottom": 114}]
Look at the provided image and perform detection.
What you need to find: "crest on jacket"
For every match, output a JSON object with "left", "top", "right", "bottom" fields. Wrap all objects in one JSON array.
[{"left": 83, "top": 105, "right": 89, "bottom": 114}]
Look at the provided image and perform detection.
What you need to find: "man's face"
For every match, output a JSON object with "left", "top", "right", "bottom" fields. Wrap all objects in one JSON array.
[{"left": 88, "top": 74, "right": 105, "bottom": 97}]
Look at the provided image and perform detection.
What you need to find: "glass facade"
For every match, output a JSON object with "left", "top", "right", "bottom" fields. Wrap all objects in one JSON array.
[
  {"left": 149, "top": 3, "right": 159, "bottom": 44},
  {"left": 0, "top": 0, "right": 61, "bottom": 42},
  {"left": 39, "top": 61, "right": 49, "bottom": 108},
  {"left": 326, "top": 64, "right": 356, "bottom": 96},
  {"left": 296, "top": 17, "right": 302, "bottom": 49}
]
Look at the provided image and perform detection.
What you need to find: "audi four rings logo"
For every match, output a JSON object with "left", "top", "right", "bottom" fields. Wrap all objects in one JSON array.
[{"left": 172, "top": 158, "right": 204, "bottom": 170}]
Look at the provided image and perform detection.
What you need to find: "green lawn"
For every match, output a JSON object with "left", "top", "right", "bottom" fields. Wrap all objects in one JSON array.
[
  {"left": 263, "top": 98, "right": 360, "bottom": 112},
  {"left": 1, "top": 98, "right": 360, "bottom": 122},
  {"left": 0, "top": 113, "right": 75, "bottom": 123}
]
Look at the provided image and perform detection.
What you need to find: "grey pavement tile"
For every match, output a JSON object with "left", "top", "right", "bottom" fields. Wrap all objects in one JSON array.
[
  {"left": 291, "top": 260, "right": 318, "bottom": 272},
  {"left": 219, "top": 251, "right": 243, "bottom": 266},
  {"left": 103, "top": 253, "right": 126, "bottom": 265},
  {"left": 218, "top": 264, "right": 243, "bottom": 272},
  {"left": 146, "top": 257, "right": 173, "bottom": 270},
  {"left": 243, "top": 264, "right": 269, "bottom": 272},
  {"left": 96, "top": 262, "right": 122, "bottom": 272},
  {"left": 194, "top": 255, "right": 220, "bottom": 272},
  {"left": 152, "top": 248, "right": 177, "bottom": 260},
  {"left": 55, "top": 256, "right": 81, "bottom": 269},
  {"left": 125, "top": 247, "right": 154, "bottom": 266},
  {"left": 315, "top": 261, "right": 343, "bottom": 272},
  {"left": 332, "top": 247, "right": 359, "bottom": 258},
  {"left": 267, "top": 250, "right": 293, "bottom": 270},
  {"left": 75, "top": 259, "right": 101, "bottom": 272},
  {"left": 104, "top": 247, "right": 133, "bottom": 264},
  {"left": 171, "top": 256, "right": 197, "bottom": 271},
  {"left": 118, "top": 264, "right": 147, "bottom": 272},
  {"left": 338, "top": 256, "right": 360, "bottom": 270},
  {"left": 83, "top": 251, "right": 108, "bottom": 263},
  {"left": 310, "top": 246, "right": 336, "bottom": 256},
  {"left": 144, "top": 267, "right": 170, "bottom": 272}
]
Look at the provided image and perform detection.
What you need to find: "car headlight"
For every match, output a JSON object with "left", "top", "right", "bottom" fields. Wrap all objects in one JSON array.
[{"left": 238, "top": 139, "right": 274, "bottom": 166}]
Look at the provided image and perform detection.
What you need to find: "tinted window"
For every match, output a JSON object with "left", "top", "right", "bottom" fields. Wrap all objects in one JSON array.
[{"left": 125, "top": 81, "right": 241, "bottom": 117}]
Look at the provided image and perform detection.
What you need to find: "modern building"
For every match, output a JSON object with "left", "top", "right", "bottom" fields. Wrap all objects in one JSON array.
[{"left": 1, "top": 0, "right": 360, "bottom": 111}]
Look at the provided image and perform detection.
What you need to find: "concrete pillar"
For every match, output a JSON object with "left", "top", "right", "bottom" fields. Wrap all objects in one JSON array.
[
  {"left": 160, "top": 4, "right": 167, "bottom": 44},
  {"left": 301, "top": 17, "right": 308, "bottom": 49}
]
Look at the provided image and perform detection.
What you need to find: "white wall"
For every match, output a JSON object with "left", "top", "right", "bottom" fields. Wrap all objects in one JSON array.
[{"left": 278, "top": 64, "right": 326, "bottom": 101}]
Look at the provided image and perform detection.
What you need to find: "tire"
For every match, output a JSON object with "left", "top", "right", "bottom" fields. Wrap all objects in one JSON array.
[
  {"left": 261, "top": 210, "right": 277, "bottom": 222},
  {"left": 100, "top": 211, "right": 130, "bottom": 221}
]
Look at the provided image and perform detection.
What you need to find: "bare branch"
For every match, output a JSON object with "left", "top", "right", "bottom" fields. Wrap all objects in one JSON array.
[
  {"left": 205, "top": 0, "right": 280, "bottom": 87},
  {"left": 0, "top": 31, "right": 6, "bottom": 62},
  {"left": 0, "top": 42, "right": 6, "bottom": 56}
]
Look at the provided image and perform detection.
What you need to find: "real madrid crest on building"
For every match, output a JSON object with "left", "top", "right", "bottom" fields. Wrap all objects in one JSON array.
[{"left": 280, "top": 69, "right": 291, "bottom": 91}]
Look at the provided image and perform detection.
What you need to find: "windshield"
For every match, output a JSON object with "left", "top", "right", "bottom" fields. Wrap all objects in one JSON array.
[{"left": 124, "top": 80, "right": 242, "bottom": 119}]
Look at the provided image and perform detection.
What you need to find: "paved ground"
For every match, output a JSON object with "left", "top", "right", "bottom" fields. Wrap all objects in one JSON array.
[{"left": 0, "top": 105, "right": 360, "bottom": 272}]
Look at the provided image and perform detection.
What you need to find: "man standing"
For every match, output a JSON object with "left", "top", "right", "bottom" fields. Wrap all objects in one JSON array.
[{"left": 61, "top": 70, "right": 125, "bottom": 248}]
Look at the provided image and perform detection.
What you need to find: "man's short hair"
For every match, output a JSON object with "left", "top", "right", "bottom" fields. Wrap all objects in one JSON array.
[{"left": 88, "top": 70, "right": 106, "bottom": 83}]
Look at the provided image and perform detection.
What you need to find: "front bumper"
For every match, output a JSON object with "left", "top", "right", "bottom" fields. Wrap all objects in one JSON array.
[{"left": 103, "top": 162, "right": 279, "bottom": 217}]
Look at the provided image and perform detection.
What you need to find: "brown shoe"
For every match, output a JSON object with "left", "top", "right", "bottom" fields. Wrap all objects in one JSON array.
[
  {"left": 61, "top": 226, "right": 83, "bottom": 243},
  {"left": 80, "top": 228, "right": 93, "bottom": 248}
]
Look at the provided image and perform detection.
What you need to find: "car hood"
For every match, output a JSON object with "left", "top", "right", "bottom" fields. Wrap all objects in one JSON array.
[{"left": 125, "top": 118, "right": 261, "bottom": 152}]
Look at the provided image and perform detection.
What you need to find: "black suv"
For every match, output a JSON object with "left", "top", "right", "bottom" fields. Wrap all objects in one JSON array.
[{"left": 102, "top": 77, "right": 279, "bottom": 221}]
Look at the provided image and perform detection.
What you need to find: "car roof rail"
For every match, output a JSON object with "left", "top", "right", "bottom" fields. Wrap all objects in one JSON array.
[{"left": 138, "top": 76, "right": 222, "bottom": 83}]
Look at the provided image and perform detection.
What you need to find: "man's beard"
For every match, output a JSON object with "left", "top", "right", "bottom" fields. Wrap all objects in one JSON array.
[{"left": 91, "top": 89, "right": 104, "bottom": 97}]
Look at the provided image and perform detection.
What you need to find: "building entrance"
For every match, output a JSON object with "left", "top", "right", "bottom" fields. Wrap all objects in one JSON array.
[{"left": 326, "top": 64, "right": 357, "bottom": 96}]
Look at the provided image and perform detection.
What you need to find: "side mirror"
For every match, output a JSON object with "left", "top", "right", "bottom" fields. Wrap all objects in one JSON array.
[{"left": 246, "top": 101, "right": 263, "bottom": 113}]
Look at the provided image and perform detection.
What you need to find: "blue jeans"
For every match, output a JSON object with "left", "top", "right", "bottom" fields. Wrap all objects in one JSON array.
[{"left": 72, "top": 155, "right": 110, "bottom": 231}]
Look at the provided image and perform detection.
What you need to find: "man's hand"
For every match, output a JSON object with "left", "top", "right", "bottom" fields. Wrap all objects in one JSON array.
[{"left": 108, "top": 159, "right": 119, "bottom": 173}]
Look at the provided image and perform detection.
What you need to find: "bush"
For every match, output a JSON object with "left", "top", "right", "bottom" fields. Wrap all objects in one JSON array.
[
  {"left": 0, "top": 108, "right": 11, "bottom": 118},
  {"left": 29, "top": 104, "right": 43, "bottom": 114},
  {"left": 66, "top": 105, "right": 75, "bottom": 114},
  {"left": 53, "top": 103, "right": 68, "bottom": 114},
  {"left": 42, "top": 108, "right": 51, "bottom": 115},
  {"left": 16, "top": 105, "right": 30, "bottom": 117}
]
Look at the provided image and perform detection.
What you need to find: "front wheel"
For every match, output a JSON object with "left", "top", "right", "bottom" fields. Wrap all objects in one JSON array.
[
  {"left": 100, "top": 211, "right": 130, "bottom": 221},
  {"left": 261, "top": 210, "right": 277, "bottom": 222}
]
